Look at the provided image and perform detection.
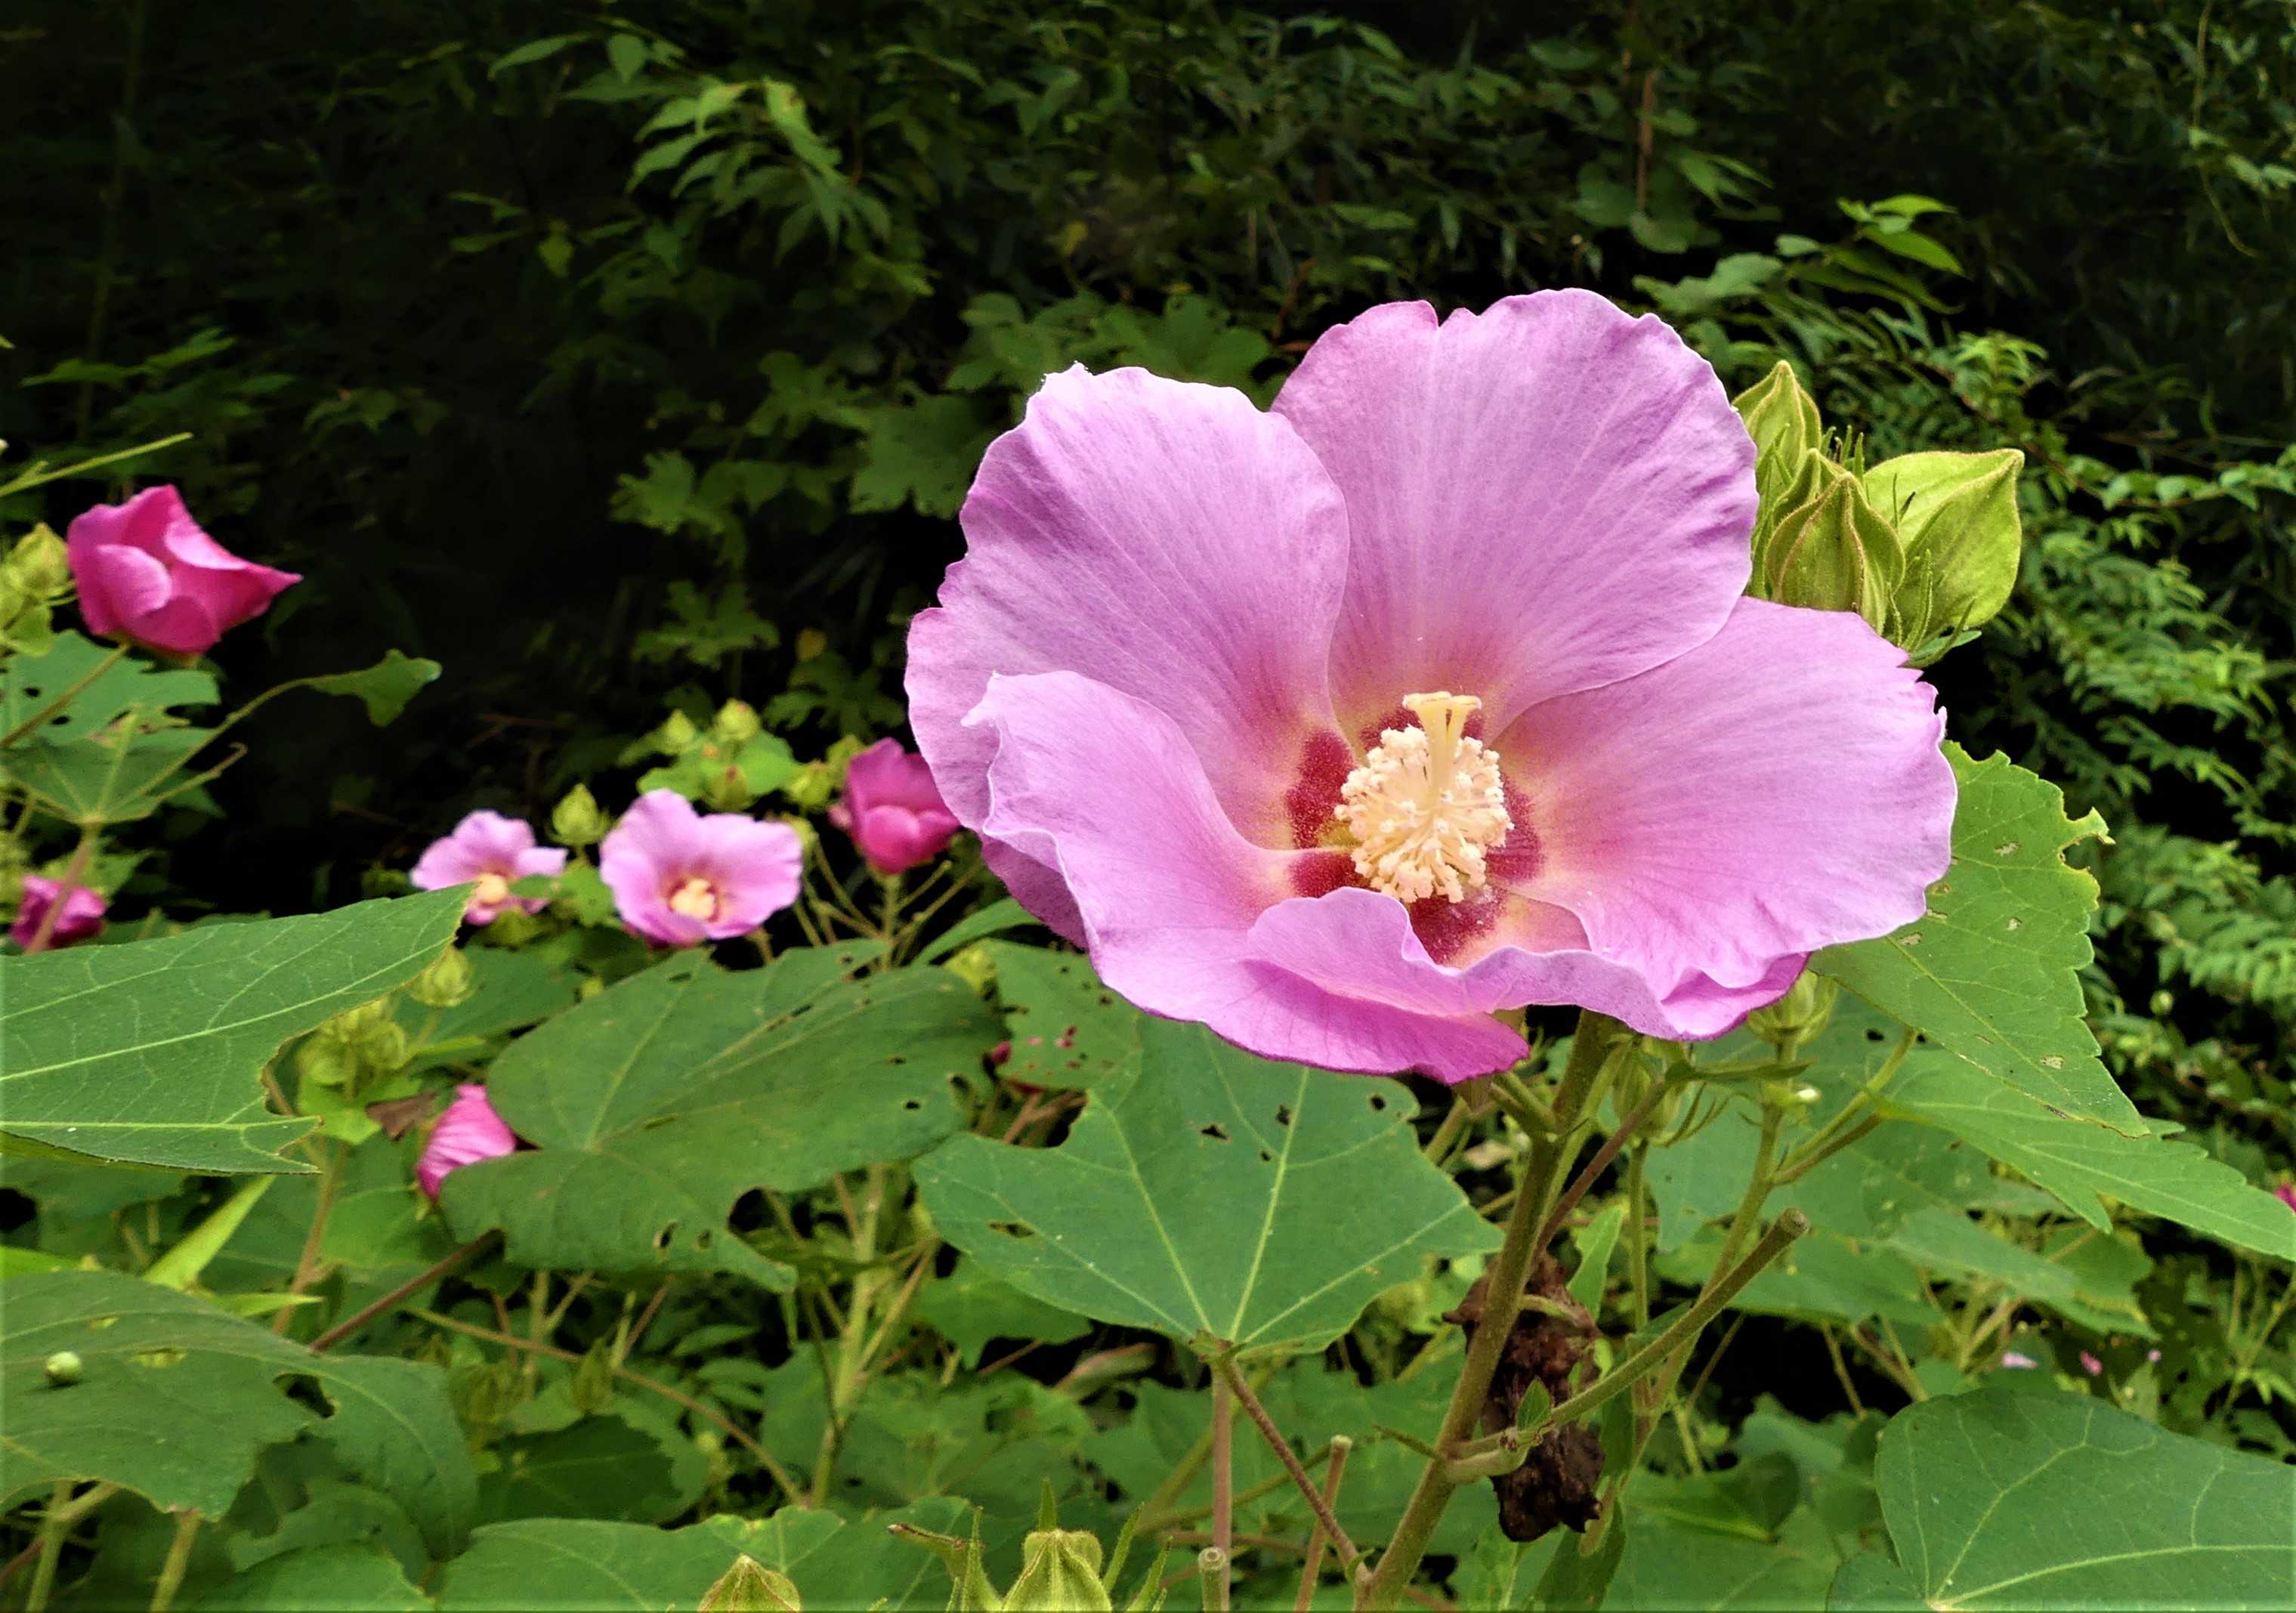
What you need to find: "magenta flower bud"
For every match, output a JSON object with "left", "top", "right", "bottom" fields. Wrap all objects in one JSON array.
[
  {"left": 2276, "top": 1183, "right": 2296, "bottom": 1213},
  {"left": 906, "top": 292, "right": 1958, "bottom": 1080},
  {"left": 411, "top": 811, "right": 567, "bottom": 925},
  {"left": 827, "top": 738, "right": 962, "bottom": 876},
  {"left": 598, "top": 790, "right": 802, "bottom": 947},
  {"left": 2078, "top": 1350, "right": 2104, "bottom": 1377},
  {"left": 417, "top": 1083, "right": 518, "bottom": 1198},
  {"left": 65, "top": 486, "right": 299, "bottom": 657},
  {"left": 9, "top": 876, "right": 106, "bottom": 952}
]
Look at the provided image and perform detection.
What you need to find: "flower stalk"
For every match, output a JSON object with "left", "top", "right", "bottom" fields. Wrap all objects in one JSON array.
[{"left": 1355, "top": 1011, "right": 1621, "bottom": 1609}]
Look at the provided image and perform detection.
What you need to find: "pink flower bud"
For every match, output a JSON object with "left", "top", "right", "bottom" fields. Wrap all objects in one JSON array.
[
  {"left": 417, "top": 1084, "right": 519, "bottom": 1198},
  {"left": 598, "top": 790, "right": 802, "bottom": 947},
  {"left": 410, "top": 811, "right": 567, "bottom": 925},
  {"left": 9, "top": 876, "right": 107, "bottom": 952},
  {"left": 65, "top": 486, "right": 299, "bottom": 657},
  {"left": 828, "top": 739, "right": 961, "bottom": 876},
  {"left": 2276, "top": 1183, "right": 2296, "bottom": 1214},
  {"left": 2078, "top": 1350, "right": 2104, "bottom": 1377}
]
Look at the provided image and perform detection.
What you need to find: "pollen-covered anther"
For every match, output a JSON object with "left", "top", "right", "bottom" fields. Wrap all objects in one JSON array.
[{"left": 1334, "top": 691, "right": 1513, "bottom": 904}]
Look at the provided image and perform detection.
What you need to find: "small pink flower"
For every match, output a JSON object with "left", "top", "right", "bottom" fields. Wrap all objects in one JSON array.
[
  {"left": 66, "top": 486, "right": 299, "bottom": 657},
  {"left": 598, "top": 790, "right": 802, "bottom": 947},
  {"left": 411, "top": 811, "right": 567, "bottom": 925},
  {"left": 1999, "top": 1351, "right": 2038, "bottom": 1370},
  {"left": 2079, "top": 1350, "right": 2104, "bottom": 1377},
  {"left": 829, "top": 738, "right": 963, "bottom": 876},
  {"left": 9, "top": 876, "right": 107, "bottom": 952},
  {"left": 418, "top": 1084, "right": 518, "bottom": 1198},
  {"left": 2276, "top": 1183, "right": 2296, "bottom": 1214}
]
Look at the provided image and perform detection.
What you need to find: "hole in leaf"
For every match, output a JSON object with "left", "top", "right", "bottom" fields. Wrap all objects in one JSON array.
[
  {"left": 654, "top": 1221, "right": 678, "bottom": 1250},
  {"left": 1257, "top": 1148, "right": 1274, "bottom": 1163},
  {"left": 987, "top": 1220, "right": 1037, "bottom": 1240},
  {"left": 888, "top": 1053, "right": 907, "bottom": 1065},
  {"left": 1865, "top": 1029, "right": 1885, "bottom": 1043},
  {"left": 903, "top": 1098, "right": 924, "bottom": 1111},
  {"left": 694, "top": 1229, "right": 713, "bottom": 1250},
  {"left": 1198, "top": 1123, "right": 1230, "bottom": 1142},
  {"left": 1368, "top": 1093, "right": 1389, "bottom": 1111},
  {"left": 1274, "top": 1105, "right": 1293, "bottom": 1126}
]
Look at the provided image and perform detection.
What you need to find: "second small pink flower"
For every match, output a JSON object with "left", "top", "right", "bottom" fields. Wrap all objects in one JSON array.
[{"left": 599, "top": 790, "right": 802, "bottom": 947}]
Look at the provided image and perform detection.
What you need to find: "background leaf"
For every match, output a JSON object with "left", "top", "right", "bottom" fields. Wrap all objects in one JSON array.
[
  {"left": 441, "top": 946, "right": 997, "bottom": 1288},
  {"left": 0, "top": 889, "right": 465, "bottom": 1173}
]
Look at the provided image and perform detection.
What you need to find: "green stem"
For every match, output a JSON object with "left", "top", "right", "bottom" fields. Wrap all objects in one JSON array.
[
  {"left": 1624, "top": 1144, "right": 1652, "bottom": 1330},
  {"left": 1458, "top": 1210, "right": 1809, "bottom": 1460},
  {"left": 147, "top": 1511, "right": 199, "bottom": 1613},
  {"left": 1710, "top": 1105, "right": 1785, "bottom": 1277},
  {"left": 308, "top": 1232, "right": 499, "bottom": 1351},
  {"left": 1210, "top": 1366, "right": 1234, "bottom": 1606},
  {"left": 1213, "top": 1353, "right": 1361, "bottom": 1572},
  {"left": 25, "top": 1482, "right": 77, "bottom": 1612},
  {"left": 1356, "top": 1013, "right": 1621, "bottom": 1610},
  {"left": 1292, "top": 1438, "right": 1352, "bottom": 1613},
  {"left": 811, "top": 1164, "right": 891, "bottom": 1505},
  {"left": 0, "top": 646, "right": 129, "bottom": 749},
  {"left": 0, "top": 433, "right": 192, "bottom": 500}
]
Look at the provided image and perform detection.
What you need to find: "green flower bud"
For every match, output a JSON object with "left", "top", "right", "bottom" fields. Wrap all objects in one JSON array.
[
  {"left": 1006, "top": 1530, "right": 1111, "bottom": 1613},
  {"left": 1744, "top": 971, "right": 1838, "bottom": 1053},
  {"left": 712, "top": 699, "right": 764, "bottom": 745},
  {"left": 295, "top": 1035, "right": 361, "bottom": 1089},
  {"left": 700, "top": 760, "right": 758, "bottom": 813},
  {"left": 44, "top": 1349, "right": 83, "bottom": 1387},
  {"left": 569, "top": 1336, "right": 616, "bottom": 1416},
  {"left": 943, "top": 942, "right": 997, "bottom": 997},
  {"left": 6, "top": 525, "right": 71, "bottom": 595},
  {"left": 320, "top": 997, "right": 396, "bottom": 1043},
  {"left": 406, "top": 945, "right": 477, "bottom": 1010},
  {"left": 550, "top": 783, "right": 609, "bottom": 848},
  {"left": 700, "top": 1556, "right": 802, "bottom": 1613},
  {"left": 1864, "top": 449, "right": 2024, "bottom": 648},
  {"left": 654, "top": 709, "right": 700, "bottom": 756},
  {"left": 1756, "top": 458, "right": 1904, "bottom": 632},
  {"left": 354, "top": 1018, "right": 412, "bottom": 1074},
  {"left": 487, "top": 906, "right": 544, "bottom": 947},
  {"left": 1732, "top": 363, "right": 1826, "bottom": 554}
]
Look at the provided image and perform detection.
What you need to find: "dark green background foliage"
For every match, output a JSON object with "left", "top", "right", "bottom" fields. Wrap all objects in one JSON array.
[{"left": 4, "top": 0, "right": 2289, "bottom": 1219}]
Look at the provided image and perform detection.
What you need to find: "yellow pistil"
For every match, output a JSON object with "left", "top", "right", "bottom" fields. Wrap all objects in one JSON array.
[
  {"left": 666, "top": 876, "right": 720, "bottom": 922},
  {"left": 471, "top": 873, "right": 512, "bottom": 909},
  {"left": 1333, "top": 691, "right": 1512, "bottom": 904}
]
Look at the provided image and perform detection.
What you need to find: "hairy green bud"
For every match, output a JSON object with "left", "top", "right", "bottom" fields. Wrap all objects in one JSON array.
[
  {"left": 1744, "top": 971, "right": 1838, "bottom": 1056},
  {"left": 5, "top": 525, "right": 70, "bottom": 595},
  {"left": 406, "top": 945, "right": 477, "bottom": 1010},
  {"left": 1732, "top": 363, "right": 1825, "bottom": 553},
  {"left": 549, "top": 783, "right": 608, "bottom": 848},
  {"left": 1756, "top": 459, "right": 1904, "bottom": 632},
  {"left": 1864, "top": 448, "right": 2024, "bottom": 651},
  {"left": 700, "top": 1556, "right": 802, "bottom": 1613},
  {"left": 712, "top": 698, "right": 764, "bottom": 745}
]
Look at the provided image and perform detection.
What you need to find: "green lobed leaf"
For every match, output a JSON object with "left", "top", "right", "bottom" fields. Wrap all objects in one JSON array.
[
  {"left": 0, "top": 1272, "right": 474, "bottom": 1553},
  {"left": 301, "top": 650, "right": 441, "bottom": 725},
  {"left": 0, "top": 889, "right": 466, "bottom": 1173},
  {"left": 1883, "top": 1052, "right": 2296, "bottom": 1259},
  {"left": 915, "top": 1019, "right": 1499, "bottom": 1358},
  {"left": 441, "top": 946, "right": 998, "bottom": 1289},
  {"left": 984, "top": 941, "right": 1139, "bottom": 1089},
  {"left": 0, "top": 629, "right": 216, "bottom": 744},
  {"left": 1815, "top": 746, "right": 2143, "bottom": 1133},
  {"left": 913, "top": 1258, "right": 1093, "bottom": 1368},
  {"left": 1865, "top": 1388, "right": 2296, "bottom": 1609},
  {"left": 188, "top": 1543, "right": 429, "bottom": 1611}
]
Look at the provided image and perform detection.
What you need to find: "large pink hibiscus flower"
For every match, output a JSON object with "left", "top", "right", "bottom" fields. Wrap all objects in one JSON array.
[{"left": 907, "top": 292, "right": 1955, "bottom": 1080}]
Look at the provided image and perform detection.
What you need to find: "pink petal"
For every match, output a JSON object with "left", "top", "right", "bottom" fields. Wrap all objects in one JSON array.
[
  {"left": 67, "top": 541, "right": 174, "bottom": 638},
  {"left": 9, "top": 876, "right": 107, "bottom": 951},
  {"left": 1248, "top": 887, "right": 1806, "bottom": 1060},
  {"left": 117, "top": 590, "right": 226, "bottom": 659},
  {"left": 909, "top": 363, "right": 1350, "bottom": 869},
  {"left": 419, "top": 1083, "right": 519, "bottom": 1199},
  {"left": 842, "top": 738, "right": 950, "bottom": 817},
  {"left": 1499, "top": 598, "right": 1954, "bottom": 1002},
  {"left": 1271, "top": 292, "right": 1755, "bottom": 734},
  {"left": 686, "top": 817, "right": 802, "bottom": 936},
  {"left": 969, "top": 671, "right": 1525, "bottom": 1078}
]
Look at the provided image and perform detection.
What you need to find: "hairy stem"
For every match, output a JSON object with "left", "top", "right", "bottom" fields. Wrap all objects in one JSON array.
[
  {"left": 1214, "top": 1353, "right": 1361, "bottom": 1572},
  {"left": 1292, "top": 1437, "right": 1352, "bottom": 1613},
  {"left": 147, "top": 1512, "right": 199, "bottom": 1613}
]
